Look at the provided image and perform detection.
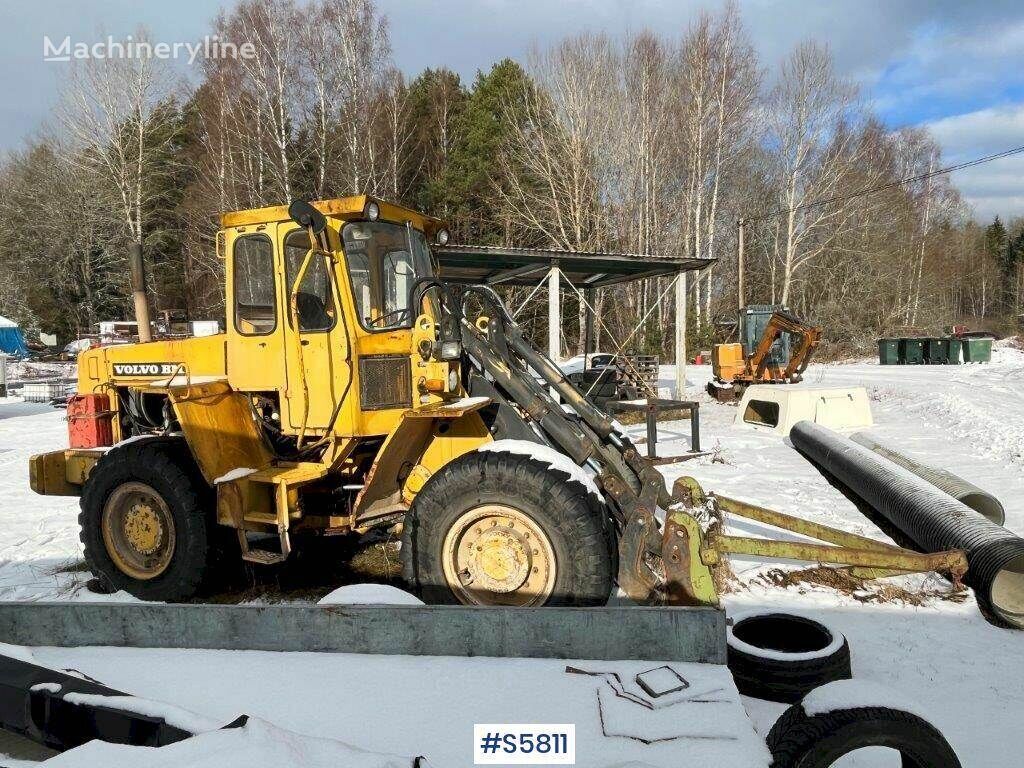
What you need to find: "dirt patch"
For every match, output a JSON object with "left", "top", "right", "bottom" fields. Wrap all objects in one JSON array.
[{"left": 754, "top": 565, "right": 968, "bottom": 606}]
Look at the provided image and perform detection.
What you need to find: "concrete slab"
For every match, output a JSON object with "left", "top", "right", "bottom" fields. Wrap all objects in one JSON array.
[{"left": 0, "top": 602, "right": 725, "bottom": 663}]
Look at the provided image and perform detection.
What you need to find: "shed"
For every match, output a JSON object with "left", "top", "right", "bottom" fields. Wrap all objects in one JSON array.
[
  {"left": 0, "top": 316, "right": 29, "bottom": 357},
  {"left": 434, "top": 244, "right": 715, "bottom": 398}
]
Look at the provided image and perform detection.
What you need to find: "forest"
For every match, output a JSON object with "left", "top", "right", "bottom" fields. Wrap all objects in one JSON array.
[{"left": 1, "top": 0, "right": 1022, "bottom": 357}]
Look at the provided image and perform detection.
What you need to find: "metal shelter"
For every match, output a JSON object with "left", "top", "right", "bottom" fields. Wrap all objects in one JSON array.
[{"left": 434, "top": 244, "right": 715, "bottom": 397}]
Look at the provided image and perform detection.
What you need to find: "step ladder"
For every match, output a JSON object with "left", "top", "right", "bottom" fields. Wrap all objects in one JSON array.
[{"left": 234, "top": 462, "right": 329, "bottom": 565}]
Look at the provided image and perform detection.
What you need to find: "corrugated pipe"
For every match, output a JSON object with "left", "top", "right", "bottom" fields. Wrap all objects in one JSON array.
[
  {"left": 790, "top": 421, "right": 1024, "bottom": 630},
  {"left": 850, "top": 432, "right": 1005, "bottom": 526}
]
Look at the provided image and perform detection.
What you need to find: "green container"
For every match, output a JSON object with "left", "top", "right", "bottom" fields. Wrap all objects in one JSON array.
[
  {"left": 877, "top": 338, "right": 899, "bottom": 365},
  {"left": 924, "top": 337, "right": 949, "bottom": 364},
  {"left": 946, "top": 337, "right": 962, "bottom": 364},
  {"left": 962, "top": 337, "right": 993, "bottom": 363},
  {"left": 899, "top": 337, "right": 925, "bottom": 364}
]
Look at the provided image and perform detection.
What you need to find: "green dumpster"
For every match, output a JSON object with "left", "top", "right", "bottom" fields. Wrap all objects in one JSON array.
[
  {"left": 962, "top": 337, "right": 993, "bottom": 363},
  {"left": 946, "top": 337, "right": 962, "bottom": 364},
  {"left": 899, "top": 337, "right": 925, "bottom": 364},
  {"left": 924, "top": 337, "right": 949, "bottom": 364},
  {"left": 877, "top": 338, "right": 899, "bottom": 365}
]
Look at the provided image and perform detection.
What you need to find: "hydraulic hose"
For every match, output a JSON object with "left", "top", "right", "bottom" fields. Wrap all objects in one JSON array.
[
  {"left": 851, "top": 432, "right": 1005, "bottom": 525},
  {"left": 790, "top": 421, "right": 1024, "bottom": 630}
]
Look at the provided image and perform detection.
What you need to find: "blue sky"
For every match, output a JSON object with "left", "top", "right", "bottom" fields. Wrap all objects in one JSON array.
[{"left": 4, "top": 0, "right": 1023, "bottom": 221}]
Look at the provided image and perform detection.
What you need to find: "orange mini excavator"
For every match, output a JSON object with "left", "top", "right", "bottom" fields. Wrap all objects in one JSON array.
[{"left": 708, "top": 309, "right": 822, "bottom": 402}]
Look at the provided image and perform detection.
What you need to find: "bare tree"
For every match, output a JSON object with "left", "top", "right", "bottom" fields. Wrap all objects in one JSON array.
[{"left": 57, "top": 26, "right": 179, "bottom": 246}]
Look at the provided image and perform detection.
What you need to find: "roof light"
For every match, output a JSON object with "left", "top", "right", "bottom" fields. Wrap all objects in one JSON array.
[
  {"left": 436, "top": 228, "right": 450, "bottom": 246},
  {"left": 366, "top": 201, "right": 380, "bottom": 221}
]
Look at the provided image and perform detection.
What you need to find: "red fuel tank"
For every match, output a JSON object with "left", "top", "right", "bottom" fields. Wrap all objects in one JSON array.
[{"left": 67, "top": 393, "right": 114, "bottom": 449}]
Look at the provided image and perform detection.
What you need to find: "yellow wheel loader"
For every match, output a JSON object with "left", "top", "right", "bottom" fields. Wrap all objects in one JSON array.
[{"left": 29, "top": 196, "right": 967, "bottom": 607}]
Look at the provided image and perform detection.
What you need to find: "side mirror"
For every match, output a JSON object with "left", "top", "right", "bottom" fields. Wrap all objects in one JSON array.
[{"left": 288, "top": 200, "right": 327, "bottom": 235}]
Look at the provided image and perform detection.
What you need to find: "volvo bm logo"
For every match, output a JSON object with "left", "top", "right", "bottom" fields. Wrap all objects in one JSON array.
[{"left": 111, "top": 363, "right": 181, "bottom": 377}]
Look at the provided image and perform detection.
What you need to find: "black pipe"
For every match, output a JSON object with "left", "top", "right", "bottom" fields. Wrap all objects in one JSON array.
[{"left": 790, "top": 420, "right": 1024, "bottom": 630}]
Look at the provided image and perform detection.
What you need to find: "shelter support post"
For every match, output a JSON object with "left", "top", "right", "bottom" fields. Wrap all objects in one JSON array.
[
  {"left": 675, "top": 270, "right": 687, "bottom": 398},
  {"left": 548, "top": 262, "right": 560, "bottom": 363},
  {"left": 583, "top": 287, "right": 596, "bottom": 366}
]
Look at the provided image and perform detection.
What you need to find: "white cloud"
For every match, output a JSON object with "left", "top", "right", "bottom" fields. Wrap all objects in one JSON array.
[{"left": 924, "top": 105, "right": 1024, "bottom": 222}]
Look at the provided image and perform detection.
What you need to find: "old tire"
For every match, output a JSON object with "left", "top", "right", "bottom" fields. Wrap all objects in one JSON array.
[
  {"left": 80, "top": 437, "right": 213, "bottom": 602},
  {"left": 767, "top": 702, "right": 961, "bottom": 768},
  {"left": 401, "top": 450, "right": 614, "bottom": 606},
  {"left": 727, "top": 611, "right": 851, "bottom": 703}
]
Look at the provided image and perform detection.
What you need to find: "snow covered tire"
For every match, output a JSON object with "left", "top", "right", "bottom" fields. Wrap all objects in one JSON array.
[
  {"left": 767, "top": 702, "right": 961, "bottom": 768},
  {"left": 401, "top": 449, "right": 614, "bottom": 606},
  {"left": 80, "top": 437, "right": 213, "bottom": 602},
  {"left": 727, "top": 612, "right": 851, "bottom": 703}
]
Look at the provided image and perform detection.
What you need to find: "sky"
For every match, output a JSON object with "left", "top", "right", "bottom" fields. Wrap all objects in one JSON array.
[{"left": 4, "top": 0, "right": 1023, "bottom": 222}]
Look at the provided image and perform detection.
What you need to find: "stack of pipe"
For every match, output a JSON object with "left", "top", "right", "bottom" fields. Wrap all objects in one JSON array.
[{"left": 790, "top": 421, "right": 1024, "bottom": 630}]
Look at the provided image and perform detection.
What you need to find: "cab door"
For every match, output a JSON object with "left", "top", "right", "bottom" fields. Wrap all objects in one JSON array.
[
  {"left": 280, "top": 226, "right": 350, "bottom": 432},
  {"left": 226, "top": 225, "right": 287, "bottom": 393}
]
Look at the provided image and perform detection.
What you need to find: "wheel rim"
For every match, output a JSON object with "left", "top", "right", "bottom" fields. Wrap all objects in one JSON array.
[
  {"left": 441, "top": 504, "right": 557, "bottom": 606},
  {"left": 101, "top": 482, "right": 176, "bottom": 581}
]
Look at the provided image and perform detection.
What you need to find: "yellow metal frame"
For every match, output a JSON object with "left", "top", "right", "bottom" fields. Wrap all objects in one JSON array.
[{"left": 663, "top": 476, "right": 968, "bottom": 603}]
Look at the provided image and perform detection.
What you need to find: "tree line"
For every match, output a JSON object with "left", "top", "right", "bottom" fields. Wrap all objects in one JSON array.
[{"left": 0, "top": 0, "right": 1020, "bottom": 356}]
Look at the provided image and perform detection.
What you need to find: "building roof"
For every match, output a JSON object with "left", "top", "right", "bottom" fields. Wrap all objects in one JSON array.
[{"left": 434, "top": 244, "right": 714, "bottom": 288}]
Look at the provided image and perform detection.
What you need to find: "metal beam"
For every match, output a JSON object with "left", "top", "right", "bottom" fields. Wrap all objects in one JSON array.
[{"left": 486, "top": 263, "right": 548, "bottom": 285}]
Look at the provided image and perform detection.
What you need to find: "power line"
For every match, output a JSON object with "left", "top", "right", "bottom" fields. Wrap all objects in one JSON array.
[{"left": 745, "top": 144, "right": 1024, "bottom": 223}]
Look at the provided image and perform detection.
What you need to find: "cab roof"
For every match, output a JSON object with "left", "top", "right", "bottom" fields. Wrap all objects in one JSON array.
[{"left": 219, "top": 195, "right": 443, "bottom": 235}]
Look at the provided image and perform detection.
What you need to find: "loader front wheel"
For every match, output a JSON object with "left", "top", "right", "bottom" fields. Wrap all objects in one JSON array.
[
  {"left": 402, "top": 450, "right": 613, "bottom": 607},
  {"left": 80, "top": 437, "right": 212, "bottom": 602}
]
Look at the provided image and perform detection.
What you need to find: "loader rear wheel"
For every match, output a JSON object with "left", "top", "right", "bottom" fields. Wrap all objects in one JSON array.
[
  {"left": 402, "top": 450, "right": 613, "bottom": 607},
  {"left": 80, "top": 437, "right": 212, "bottom": 602}
]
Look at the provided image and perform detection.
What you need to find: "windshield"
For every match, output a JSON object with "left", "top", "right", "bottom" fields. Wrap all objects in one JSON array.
[{"left": 343, "top": 221, "right": 434, "bottom": 331}]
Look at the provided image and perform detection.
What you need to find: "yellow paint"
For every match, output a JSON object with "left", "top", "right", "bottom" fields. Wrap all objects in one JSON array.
[{"left": 39, "top": 195, "right": 496, "bottom": 558}]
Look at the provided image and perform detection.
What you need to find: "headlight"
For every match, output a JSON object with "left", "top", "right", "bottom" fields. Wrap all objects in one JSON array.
[
  {"left": 448, "top": 369, "right": 458, "bottom": 391},
  {"left": 439, "top": 340, "right": 462, "bottom": 360},
  {"left": 436, "top": 228, "right": 449, "bottom": 246},
  {"left": 366, "top": 201, "right": 380, "bottom": 221}
]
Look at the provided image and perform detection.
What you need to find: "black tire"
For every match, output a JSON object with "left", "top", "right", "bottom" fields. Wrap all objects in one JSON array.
[
  {"left": 80, "top": 437, "right": 213, "bottom": 602},
  {"left": 767, "top": 702, "right": 961, "bottom": 768},
  {"left": 401, "top": 450, "right": 614, "bottom": 606},
  {"left": 727, "top": 612, "right": 851, "bottom": 703}
]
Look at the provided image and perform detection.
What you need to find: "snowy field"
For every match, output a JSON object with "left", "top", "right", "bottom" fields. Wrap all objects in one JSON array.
[{"left": 0, "top": 348, "right": 1023, "bottom": 765}]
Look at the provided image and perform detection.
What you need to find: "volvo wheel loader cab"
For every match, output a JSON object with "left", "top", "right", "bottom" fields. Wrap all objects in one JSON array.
[{"left": 29, "top": 195, "right": 615, "bottom": 606}]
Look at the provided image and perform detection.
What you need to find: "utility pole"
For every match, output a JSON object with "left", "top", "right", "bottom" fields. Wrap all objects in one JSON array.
[{"left": 737, "top": 217, "right": 746, "bottom": 310}]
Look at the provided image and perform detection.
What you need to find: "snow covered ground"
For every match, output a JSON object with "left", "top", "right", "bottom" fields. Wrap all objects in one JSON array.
[{"left": 0, "top": 348, "right": 1023, "bottom": 765}]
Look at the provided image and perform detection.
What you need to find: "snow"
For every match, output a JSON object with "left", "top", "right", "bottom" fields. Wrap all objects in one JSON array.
[
  {"left": 213, "top": 467, "right": 257, "bottom": 484},
  {"left": 443, "top": 396, "right": 490, "bottom": 409},
  {"left": 25, "top": 646, "right": 766, "bottom": 768},
  {"left": 317, "top": 584, "right": 423, "bottom": 606},
  {"left": 801, "top": 679, "right": 938, "bottom": 725},
  {"left": 2, "top": 347, "right": 1024, "bottom": 764},
  {"left": 0, "top": 316, "right": 17, "bottom": 328},
  {"left": 477, "top": 438, "right": 601, "bottom": 497},
  {"left": 726, "top": 610, "right": 845, "bottom": 662},
  {"left": 44, "top": 716, "right": 419, "bottom": 768}
]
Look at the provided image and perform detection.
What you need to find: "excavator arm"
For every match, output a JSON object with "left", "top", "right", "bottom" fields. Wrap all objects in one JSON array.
[{"left": 748, "top": 310, "right": 822, "bottom": 383}]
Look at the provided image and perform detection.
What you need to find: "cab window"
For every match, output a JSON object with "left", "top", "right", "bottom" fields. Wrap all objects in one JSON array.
[
  {"left": 284, "top": 229, "right": 336, "bottom": 331},
  {"left": 233, "top": 235, "right": 276, "bottom": 336},
  {"left": 342, "top": 221, "right": 433, "bottom": 331}
]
